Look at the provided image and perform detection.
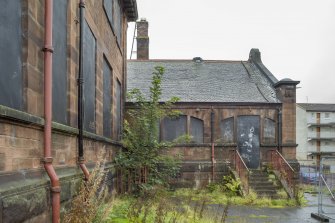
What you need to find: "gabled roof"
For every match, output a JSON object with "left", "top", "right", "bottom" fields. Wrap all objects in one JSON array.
[
  {"left": 298, "top": 103, "right": 335, "bottom": 112},
  {"left": 127, "top": 49, "right": 280, "bottom": 103}
]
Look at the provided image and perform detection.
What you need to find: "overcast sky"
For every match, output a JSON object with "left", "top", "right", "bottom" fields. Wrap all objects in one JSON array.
[{"left": 127, "top": 0, "right": 335, "bottom": 103}]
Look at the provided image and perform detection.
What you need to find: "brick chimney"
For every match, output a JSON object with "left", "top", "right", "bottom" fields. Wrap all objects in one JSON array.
[{"left": 136, "top": 18, "right": 149, "bottom": 60}]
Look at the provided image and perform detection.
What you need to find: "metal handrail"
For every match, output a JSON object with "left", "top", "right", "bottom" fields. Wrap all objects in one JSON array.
[
  {"left": 236, "top": 150, "right": 250, "bottom": 173},
  {"left": 275, "top": 150, "right": 295, "bottom": 172},
  {"left": 268, "top": 149, "right": 296, "bottom": 197},
  {"left": 230, "top": 149, "right": 250, "bottom": 194}
]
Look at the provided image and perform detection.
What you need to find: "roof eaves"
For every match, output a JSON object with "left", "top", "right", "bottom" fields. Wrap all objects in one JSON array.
[{"left": 123, "top": 0, "right": 138, "bottom": 22}]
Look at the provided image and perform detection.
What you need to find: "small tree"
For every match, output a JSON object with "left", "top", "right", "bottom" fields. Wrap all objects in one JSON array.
[{"left": 115, "top": 66, "right": 181, "bottom": 190}]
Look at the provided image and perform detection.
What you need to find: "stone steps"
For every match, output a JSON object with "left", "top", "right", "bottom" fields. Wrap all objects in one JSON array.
[{"left": 248, "top": 170, "right": 281, "bottom": 199}]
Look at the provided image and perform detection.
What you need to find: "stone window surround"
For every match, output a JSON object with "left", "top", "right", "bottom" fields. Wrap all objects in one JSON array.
[{"left": 160, "top": 115, "right": 204, "bottom": 143}]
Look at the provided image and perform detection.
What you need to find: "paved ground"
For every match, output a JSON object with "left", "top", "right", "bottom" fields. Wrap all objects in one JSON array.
[{"left": 222, "top": 193, "right": 335, "bottom": 223}]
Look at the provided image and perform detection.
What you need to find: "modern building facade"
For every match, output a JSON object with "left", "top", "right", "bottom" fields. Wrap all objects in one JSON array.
[
  {"left": 127, "top": 20, "right": 300, "bottom": 188},
  {"left": 296, "top": 103, "right": 335, "bottom": 166},
  {"left": 0, "top": 0, "right": 137, "bottom": 222}
]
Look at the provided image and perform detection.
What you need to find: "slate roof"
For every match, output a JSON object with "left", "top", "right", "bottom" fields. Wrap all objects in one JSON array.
[
  {"left": 298, "top": 103, "right": 335, "bottom": 112},
  {"left": 127, "top": 50, "right": 280, "bottom": 103}
]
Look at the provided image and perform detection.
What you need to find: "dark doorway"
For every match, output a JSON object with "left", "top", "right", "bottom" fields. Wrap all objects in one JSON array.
[{"left": 237, "top": 116, "right": 260, "bottom": 169}]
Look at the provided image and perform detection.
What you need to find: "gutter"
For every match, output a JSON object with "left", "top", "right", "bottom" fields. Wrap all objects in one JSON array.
[{"left": 42, "top": 0, "right": 61, "bottom": 222}]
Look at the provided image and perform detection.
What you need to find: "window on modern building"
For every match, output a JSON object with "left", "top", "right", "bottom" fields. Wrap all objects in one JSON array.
[
  {"left": 115, "top": 79, "right": 122, "bottom": 140},
  {"left": 161, "top": 115, "right": 187, "bottom": 142},
  {"left": 190, "top": 117, "right": 204, "bottom": 143},
  {"left": 83, "top": 22, "right": 96, "bottom": 133},
  {"left": 52, "top": 0, "right": 68, "bottom": 124},
  {"left": 325, "top": 113, "right": 330, "bottom": 119},
  {"left": 103, "top": 58, "right": 112, "bottom": 138},
  {"left": 220, "top": 117, "right": 234, "bottom": 143},
  {"left": 263, "top": 118, "right": 276, "bottom": 144},
  {"left": 0, "top": 0, "right": 23, "bottom": 110}
]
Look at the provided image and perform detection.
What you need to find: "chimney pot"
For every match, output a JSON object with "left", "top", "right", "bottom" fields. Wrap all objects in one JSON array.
[{"left": 193, "top": 57, "right": 203, "bottom": 63}]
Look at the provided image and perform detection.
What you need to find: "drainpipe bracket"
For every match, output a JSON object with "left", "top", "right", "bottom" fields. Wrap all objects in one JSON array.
[
  {"left": 78, "top": 157, "right": 85, "bottom": 164},
  {"left": 79, "top": 2, "right": 86, "bottom": 8},
  {"left": 51, "top": 186, "right": 61, "bottom": 193},
  {"left": 42, "top": 46, "right": 54, "bottom": 53},
  {"left": 41, "top": 157, "right": 53, "bottom": 164},
  {"left": 77, "top": 78, "right": 84, "bottom": 85}
]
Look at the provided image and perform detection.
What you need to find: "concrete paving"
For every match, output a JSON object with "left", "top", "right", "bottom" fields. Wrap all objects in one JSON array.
[{"left": 223, "top": 193, "right": 335, "bottom": 223}]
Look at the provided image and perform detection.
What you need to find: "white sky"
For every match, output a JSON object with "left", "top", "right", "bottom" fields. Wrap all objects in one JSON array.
[{"left": 127, "top": 0, "right": 335, "bottom": 103}]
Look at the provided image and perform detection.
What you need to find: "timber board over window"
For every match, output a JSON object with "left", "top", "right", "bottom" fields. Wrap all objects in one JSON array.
[
  {"left": 220, "top": 117, "right": 234, "bottom": 143},
  {"left": 114, "top": 0, "right": 122, "bottom": 46},
  {"left": 52, "top": 0, "right": 68, "bottom": 124},
  {"left": 263, "top": 118, "right": 276, "bottom": 144},
  {"left": 104, "top": 0, "right": 114, "bottom": 30},
  {"left": 161, "top": 115, "right": 187, "bottom": 142},
  {"left": 190, "top": 117, "right": 204, "bottom": 143},
  {"left": 103, "top": 0, "right": 122, "bottom": 47},
  {"left": 83, "top": 21, "right": 96, "bottom": 133},
  {"left": 103, "top": 57, "right": 112, "bottom": 138},
  {"left": 0, "top": 0, "right": 22, "bottom": 110}
]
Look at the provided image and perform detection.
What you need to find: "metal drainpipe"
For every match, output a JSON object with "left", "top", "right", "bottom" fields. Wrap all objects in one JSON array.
[
  {"left": 42, "top": 0, "right": 61, "bottom": 222},
  {"left": 78, "top": 0, "right": 90, "bottom": 180},
  {"left": 211, "top": 108, "right": 215, "bottom": 182},
  {"left": 277, "top": 108, "right": 282, "bottom": 153}
]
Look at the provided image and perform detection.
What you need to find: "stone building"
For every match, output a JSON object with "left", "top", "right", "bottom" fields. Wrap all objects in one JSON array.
[
  {"left": 296, "top": 103, "right": 335, "bottom": 166},
  {"left": 127, "top": 19, "right": 300, "bottom": 189},
  {"left": 0, "top": 0, "right": 137, "bottom": 222}
]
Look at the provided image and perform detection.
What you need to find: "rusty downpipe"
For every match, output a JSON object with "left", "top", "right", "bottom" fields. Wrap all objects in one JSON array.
[
  {"left": 42, "top": 0, "right": 61, "bottom": 222},
  {"left": 78, "top": 0, "right": 89, "bottom": 180},
  {"left": 210, "top": 107, "right": 215, "bottom": 182}
]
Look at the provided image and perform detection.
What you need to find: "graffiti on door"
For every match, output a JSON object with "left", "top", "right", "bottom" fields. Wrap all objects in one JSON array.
[{"left": 237, "top": 116, "right": 260, "bottom": 169}]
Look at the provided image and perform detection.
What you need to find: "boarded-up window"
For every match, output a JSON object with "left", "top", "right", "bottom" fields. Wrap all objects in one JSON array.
[
  {"left": 103, "top": 58, "right": 112, "bottom": 138},
  {"left": 220, "top": 117, "right": 234, "bottom": 143},
  {"left": 114, "top": 0, "right": 122, "bottom": 46},
  {"left": 52, "top": 0, "right": 68, "bottom": 124},
  {"left": 116, "top": 80, "right": 122, "bottom": 140},
  {"left": 104, "top": 0, "right": 122, "bottom": 46},
  {"left": 83, "top": 22, "right": 96, "bottom": 133},
  {"left": 190, "top": 117, "right": 204, "bottom": 143},
  {"left": 103, "top": 0, "right": 114, "bottom": 29},
  {"left": 0, "top": 0, "right": 22, "bottom": 110},
  {"left": 263, "top": 118, "right": 276, "bottom": 144},
  {"left": 161, "top": 116, "right": 187, "bottom": 142}
]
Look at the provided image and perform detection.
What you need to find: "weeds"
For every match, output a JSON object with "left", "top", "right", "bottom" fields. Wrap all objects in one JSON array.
[{"left": 63, "top": 154, "right": 113, "bottom": 223}]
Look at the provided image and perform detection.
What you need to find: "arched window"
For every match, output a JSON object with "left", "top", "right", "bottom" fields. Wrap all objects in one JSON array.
[
  {"left": 161, "top": 115, "right": 187, "bottom": 142},
  {"left": 220, "top": 117, "right": 234, "bottom": 143},
  {"left": 190, "top": 117, "right": 204, "bottom": 143},
  {"left": 263, "top": 118, "right": 276, "bottom": 144}
]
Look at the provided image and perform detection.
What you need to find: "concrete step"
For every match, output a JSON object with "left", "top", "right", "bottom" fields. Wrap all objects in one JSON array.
[
  {"left": 249, "top": 177, "right": 270, "bottom": 182},
  {"left": 250, "top": 184, "right": 279, "bottom": 190},
  {"left": 247, "top": 170, "right": 283, "bottom": 199}
]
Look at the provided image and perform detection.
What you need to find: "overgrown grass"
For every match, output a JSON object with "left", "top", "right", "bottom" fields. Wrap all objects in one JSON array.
[{"left": 104, "top": 186, "right": 307, "bottom": 223}]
